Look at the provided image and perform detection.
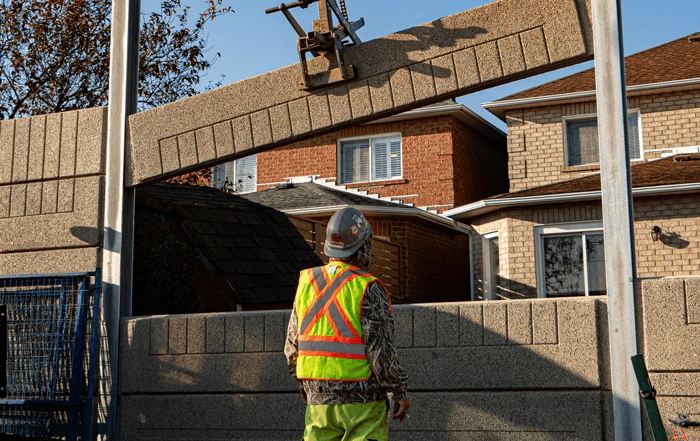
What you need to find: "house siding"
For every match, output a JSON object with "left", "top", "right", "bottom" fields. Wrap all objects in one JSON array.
[
  {"left": 505, "top": 90, "right": 700, "bottom": 191},
  {"left": 470, "top": 194, "right": 700, "bottom": 300}
]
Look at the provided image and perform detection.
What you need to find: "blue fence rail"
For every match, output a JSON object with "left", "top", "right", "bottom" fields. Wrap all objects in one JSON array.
[{"left": 0, "top": 271, "right": 101, "bottom": 440}]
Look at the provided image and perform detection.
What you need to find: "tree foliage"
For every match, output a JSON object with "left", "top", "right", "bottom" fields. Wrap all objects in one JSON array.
[{"left": 0, "top": 0, "right": 232, "bottom": 120}]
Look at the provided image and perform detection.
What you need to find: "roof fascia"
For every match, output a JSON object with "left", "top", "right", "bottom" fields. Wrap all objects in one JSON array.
[
  {"left": 282, "top": 204, "right": 466, "bottom": 232},
  {"left": 368, "top": 102, "right": 506, "bottom": 142},
  {"left": 445, "top": 182, "right": 700, "bottom": 219},
  {"left": 484, "top": 77, "right": 700, "bottom": 120}
]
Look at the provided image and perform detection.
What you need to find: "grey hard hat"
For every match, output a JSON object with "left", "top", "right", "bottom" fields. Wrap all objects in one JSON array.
[{"left": 324, "top": 207, "right": 372, "bottom": 258}]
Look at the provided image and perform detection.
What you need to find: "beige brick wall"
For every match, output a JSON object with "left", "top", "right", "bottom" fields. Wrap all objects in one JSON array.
[
  {"left": 470, "top": 194, "right": 700, "bottom": 299},
  {"left": 506, "top": 89, "right": 700, "bottom": 191}
]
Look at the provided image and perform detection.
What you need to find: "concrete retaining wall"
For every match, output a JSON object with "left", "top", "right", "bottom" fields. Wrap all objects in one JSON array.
[
  {"left": 119, "top": 298, "right": 614, "bottom": 440},
  {"left": 0, "top": 108, "right": 107, "bottom": 275},
  {"left": 119, "top": 278, "right": 700, "bottom": 440}
]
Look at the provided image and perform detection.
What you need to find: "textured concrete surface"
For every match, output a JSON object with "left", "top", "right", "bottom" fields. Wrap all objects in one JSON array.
[
  {"left": 0, "top": 107, "right": 107, "bottom": 275},
  {"left": 120, "top": 299, "right": 603, "bottom": 394},
  {"left": 642, "top": 278, "right": 700, "bottom": 370},
  {"left": 0, "top": 247, "right": 101, "bottom": 275},
  {"left": 119, "top": 391, "right": 606, "bottom": 441},
  {"left": 0, "top": 176, "right": 104, "bottom": 253},
  {"left": 642, "top": 278, "right": 700, "bottom": 440},
  {"left": 0, "top": 108, "right": 107, "bottom": 185},
  {"left": 119, "top": 279, "right": 700, "bottom": 440},
  {"left": 118, "top": 297, "right": 607, "bottom": 441},
  {"left": 127, "top": 0, "right": 593, "bottom": 186}
]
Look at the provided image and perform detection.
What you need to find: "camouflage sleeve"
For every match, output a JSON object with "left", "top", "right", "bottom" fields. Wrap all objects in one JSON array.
[
  {"left": 284, "top": 304, "right": 299, "bottom": 379},
  {"left": 362, "top": 281, "right": 409, "bottom": 400}
]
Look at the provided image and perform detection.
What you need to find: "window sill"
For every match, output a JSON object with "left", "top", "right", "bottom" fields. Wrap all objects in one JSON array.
[
  {"left": 561, "top": 158, "right": 646, "bottom": 173},
  {"left": 344, "top": 178, "right": 407, "bottom": 189},
  {"left": 560, "top": 164, "right": 600, "bottom": 173}
]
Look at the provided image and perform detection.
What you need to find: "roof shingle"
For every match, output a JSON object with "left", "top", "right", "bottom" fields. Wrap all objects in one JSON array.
[
  {"left": 137, "top": 183, "right": 322, "bottom": 305},
  {"left": 498, "top": 34, "right": 700, "bottom": 102},
  {"left": 489, "top": 154, "right": 700, "bottom": 200}
]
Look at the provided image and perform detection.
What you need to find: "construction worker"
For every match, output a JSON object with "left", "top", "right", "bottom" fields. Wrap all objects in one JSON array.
[{"left": 285, "top": 207, "right": 410, "bottom": 441}]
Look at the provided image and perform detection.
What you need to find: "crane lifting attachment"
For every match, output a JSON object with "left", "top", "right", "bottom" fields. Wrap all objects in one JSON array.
[{"left": 266, "top": 0, "right": 365, "bottom": 90}]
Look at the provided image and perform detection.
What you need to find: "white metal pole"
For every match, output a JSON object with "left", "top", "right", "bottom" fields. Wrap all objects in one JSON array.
[
  {"left": 591, "top": 0, "right": 642, "bottom": 439},
  {"left": 101, "top": 0, "right": 140, "bottom": 439}
]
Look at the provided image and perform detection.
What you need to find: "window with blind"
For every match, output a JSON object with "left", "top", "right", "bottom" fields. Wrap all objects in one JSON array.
[
  {"left": 565, "top": 112, "right": 642, "bottom": 166},
  {"left": 210, "top": 155, "right": 257, "bottom": 193},
  {"left": 339, "top": 135, "right": 402, "bottom": 184}
]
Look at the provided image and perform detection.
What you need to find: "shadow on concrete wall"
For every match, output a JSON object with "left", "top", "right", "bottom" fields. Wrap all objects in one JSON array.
[{"left": 117, "top": 298, "right": 645, "bottom": 440}]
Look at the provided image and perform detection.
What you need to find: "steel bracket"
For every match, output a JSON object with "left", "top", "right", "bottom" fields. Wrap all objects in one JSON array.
[{"left": 267, "top": 0, "right": 364, "bottom": 90}]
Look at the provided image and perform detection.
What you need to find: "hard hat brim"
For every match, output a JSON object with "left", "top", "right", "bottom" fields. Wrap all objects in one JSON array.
[{"left": 324, "top": 238, "right": 365, "bottom": 259}]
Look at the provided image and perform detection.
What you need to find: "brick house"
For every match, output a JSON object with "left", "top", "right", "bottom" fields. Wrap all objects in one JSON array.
[
  {"left": 212, "top": 100, "right": 508, "bottom": 213},
  {"left": 445, "top": 34, "right": 700, "bottom": 301},
  {"left": 243, "top": 182, "right": 471, "bottom": 303}
]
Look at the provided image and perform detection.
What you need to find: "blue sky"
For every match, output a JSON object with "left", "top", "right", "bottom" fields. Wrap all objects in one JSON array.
[{"left": 143, "top": 0, "right": 699, "bottom": 131}]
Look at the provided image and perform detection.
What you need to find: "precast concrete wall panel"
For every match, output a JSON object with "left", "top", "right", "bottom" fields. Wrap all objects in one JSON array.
[
  {"left": 119, "top": 298, "right": 612, "bottom": 440},
  {"left": 0, "top": 107, "right": 107, "bottom": 275},
  {"left": 643, "top": 277, "right": 700, "bottom": 439},
  {"left": 126, "top": 0, "right": 594, "bottom": 186}
]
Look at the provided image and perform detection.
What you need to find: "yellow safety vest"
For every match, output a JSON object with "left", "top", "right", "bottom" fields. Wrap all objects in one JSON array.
[{"left": 295, "top": 261, "right": 381, "bottom": 381}]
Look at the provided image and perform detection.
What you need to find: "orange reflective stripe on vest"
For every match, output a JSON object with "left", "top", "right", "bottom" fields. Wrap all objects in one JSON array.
[
  {"left": 295, "top": 262, "right": 376, "bottom": 381},
  {"left": 299, "top": 266, "right": 363, "bottom": 358}
]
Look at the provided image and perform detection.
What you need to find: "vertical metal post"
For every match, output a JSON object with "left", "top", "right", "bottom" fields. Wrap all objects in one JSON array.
[
  {"left": 592, "top": 1, "right": 642, "bottom": 439},
  {"left": 100, "top": 0, "right": 140, "bottom": 439}
]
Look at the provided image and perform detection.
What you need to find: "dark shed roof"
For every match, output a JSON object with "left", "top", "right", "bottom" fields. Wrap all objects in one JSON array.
[{"left": 135, "top": 183, "right": 321, "bottom": 308}]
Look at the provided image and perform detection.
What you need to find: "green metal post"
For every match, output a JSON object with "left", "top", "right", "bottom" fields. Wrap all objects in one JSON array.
[{"left": 631, "top": 354, "right": 667, "bottom": 441}]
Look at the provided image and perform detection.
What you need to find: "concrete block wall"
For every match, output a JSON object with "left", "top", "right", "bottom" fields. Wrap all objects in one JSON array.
[
  {"left": 642, "top": 278, "right": 700, "bottom": 440},
  {"left": 470, "top": 194, "right": 700, "bottom": 300},
  {"left": 505, "top": 90, "right": 700, "bottom": 192},
  {"left": 119, "top": 297, "right": 614, "bottom": 440},
  {"left": 0, "top": 108, "right": 107, "bottom": 275}
]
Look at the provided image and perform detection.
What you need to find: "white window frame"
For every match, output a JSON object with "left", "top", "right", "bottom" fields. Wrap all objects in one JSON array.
[
  {"left": 211, "top": 155, "right": 257, "bottom": 194},
  {"left": 534, "top": 221, "right": 605, "bottom": 298},
  {"left": 482, "top": 231, "right": 499, "bottom": 301},
  {"left": 337, "top": 133, "right": 403, "bottom": 184},
  {"left": 562, "top": 110, "right": 644, "bottom": 167}
]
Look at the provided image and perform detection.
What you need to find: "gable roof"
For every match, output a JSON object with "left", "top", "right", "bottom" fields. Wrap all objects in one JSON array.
[
  {"left": 241, "top": 182, "right": 466, "bottom": 231},
  {"left": 446, "top": 154, "right": 700, "bottom": 219},
  {"left": 136, "top": 183, "right": 322, "bottom": 304},
  {"left": 241, "top": 182, "right": 411, "bottom": 211},
  {"left": 484, "top": 34, "right": 700, "bottom": 119}
]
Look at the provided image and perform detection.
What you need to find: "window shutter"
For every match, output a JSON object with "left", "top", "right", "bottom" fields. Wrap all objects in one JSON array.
[
  {"left": 372, "top": 140, "right": 388, "bottom": 180},
  {"left": 390, "top": 139, "right": 402, "bottom": 178},
  {"left": 627, "top": 113, "right": 641, "bottom": 159},
  {"left": 235, "top": 155, "right": 257, "bottom": 193}
]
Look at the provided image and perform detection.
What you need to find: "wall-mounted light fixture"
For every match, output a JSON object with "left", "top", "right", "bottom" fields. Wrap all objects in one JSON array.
[{"left": 650, "top": 226, "right": 662, "bottom": 242}]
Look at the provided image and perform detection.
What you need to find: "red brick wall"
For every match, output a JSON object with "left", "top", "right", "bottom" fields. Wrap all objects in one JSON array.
[
  {"left": 257, "top": 115, "right": 505, "bottom": 211},
  {"left": 451, "top": 119, "right": 509, "bottom": 205}
]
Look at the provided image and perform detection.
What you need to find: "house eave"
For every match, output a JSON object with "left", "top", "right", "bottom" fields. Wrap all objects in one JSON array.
[
  {"left": 445, "top": 182, "right": 700, "bottom": 220},
  {"left": 282, "top": 204, "right": 468, "bottom": 232},
  {"left": 483, "top": 77, "right": 700, "bottom": 121},
  {"left": 368, "top": 102, "right": 506, "bottom": 143}
]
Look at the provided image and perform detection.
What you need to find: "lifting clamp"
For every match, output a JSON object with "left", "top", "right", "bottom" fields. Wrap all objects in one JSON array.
[{"left": 266, "top": 0, "right": 365, "bottom": 90}]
